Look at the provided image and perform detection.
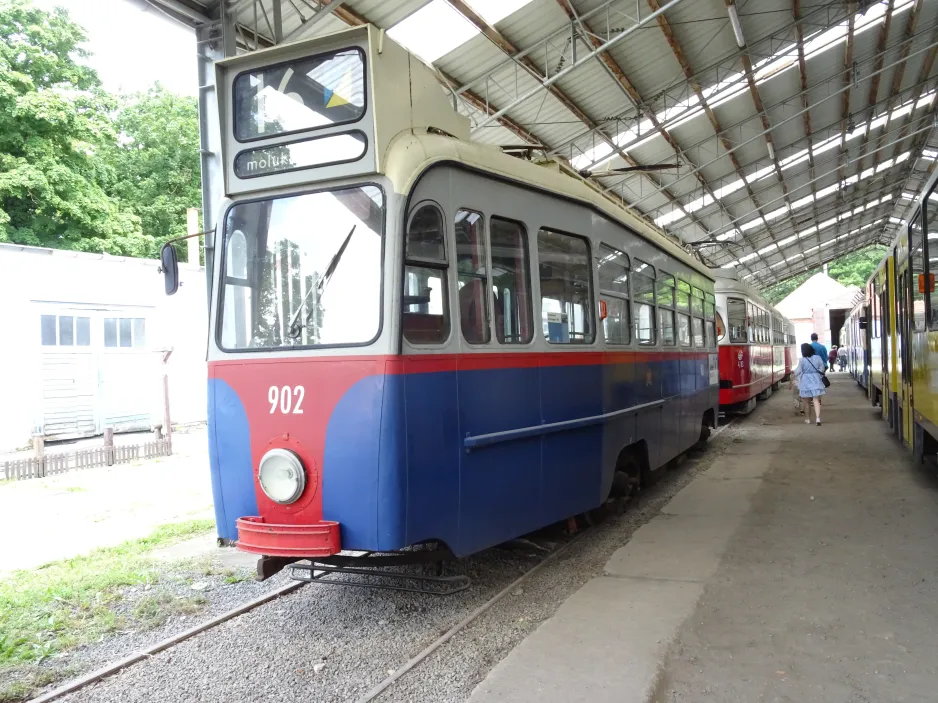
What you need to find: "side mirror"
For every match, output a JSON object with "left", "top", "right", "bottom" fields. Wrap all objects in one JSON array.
[{"left": 159, "top": 243, "right": 179, "bottom": 296}]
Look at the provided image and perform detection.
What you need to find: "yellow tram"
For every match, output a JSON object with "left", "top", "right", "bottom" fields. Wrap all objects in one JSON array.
[{"left": 854, "top": 166, "right": 938, "bottom": 458}]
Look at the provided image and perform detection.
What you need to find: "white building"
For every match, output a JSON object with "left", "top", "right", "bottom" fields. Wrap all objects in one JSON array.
[
  {"left": 0, "top": 243, "right": 207, "bottom": 452},
  {"left": 775, "top": 271, "right": 860, "bottom": 348}
]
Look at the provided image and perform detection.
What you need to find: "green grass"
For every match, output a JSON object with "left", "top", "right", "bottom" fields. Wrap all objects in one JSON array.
[
  {"left": 132, "top": 593, "right": 207, "bottom": 630},
  {"left": 0, "top": 667, "right": 60, "bottom": 703},
  {"left": 0, "top": 518, "right": 215, "bottom": 667}
]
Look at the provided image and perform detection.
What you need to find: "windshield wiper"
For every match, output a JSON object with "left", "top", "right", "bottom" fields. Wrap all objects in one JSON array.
[{"left": 288, "top": 224, "right": 356, "bottom": 338}]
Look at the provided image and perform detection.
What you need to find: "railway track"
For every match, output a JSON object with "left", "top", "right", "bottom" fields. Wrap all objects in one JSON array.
[{"left": 32, "top": 420, "right": 737, "bottom": 703}]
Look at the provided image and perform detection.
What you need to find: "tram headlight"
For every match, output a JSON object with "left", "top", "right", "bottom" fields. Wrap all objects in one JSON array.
[{"left": 257, "top": 449, "right": 306, "bottom": 505}]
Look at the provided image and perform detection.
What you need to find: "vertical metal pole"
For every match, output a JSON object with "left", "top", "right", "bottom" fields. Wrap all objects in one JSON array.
[
  {"left": 272, "top": 0, "right": 283, "bottom": 44},
  {"left": 195, "top": 6, "right": 236, "bottom": 312}
]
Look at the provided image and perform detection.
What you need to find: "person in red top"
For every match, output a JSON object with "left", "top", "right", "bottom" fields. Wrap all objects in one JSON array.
[{"left": 828, "top": 346, "right": 838, "bottom": 371}]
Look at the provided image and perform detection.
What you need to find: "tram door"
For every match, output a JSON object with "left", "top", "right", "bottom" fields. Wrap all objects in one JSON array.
[
  {"left": 880, "top": 276, "right": 891, "bottom": 426},
  {"left": 898, "top": 261, "right": 913, "bottom": 447}
]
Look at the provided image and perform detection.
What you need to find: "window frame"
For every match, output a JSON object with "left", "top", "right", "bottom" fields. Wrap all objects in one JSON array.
[
  {"left": 403, "top": 201, "right": 451, "bottom": 346},
  {"left": 490, "top": 215, "right": 535, "bottom": 346},
  {"left": 598, "top": 243, "right": 631, "bottom": 346},
  {"left": 656, "top": 271, "right": 676, "bottom": 347},
  {"left": 537, "top": 228, "right": 595, "bottom": 345},
  {"left": 232, "top": 46, "right": 368, "bottom": 144},
  {"left": 925, "top": 180, "right": 938, "bottom": 330},
  {"left": 632, "top": 258, "right": 657, "bottom": 346},
  {"left": 454, "top": 208, "right": 491, "bottom": 346},
  {"left": 727, "top": 297, "right": 748, "bottom": 343},
  {"left": 215, "top": 182, "right": 387, "bottom": 354}
]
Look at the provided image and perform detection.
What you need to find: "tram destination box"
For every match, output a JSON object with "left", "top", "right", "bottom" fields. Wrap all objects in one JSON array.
[{"left": 214, "top": 25, "right": 470, "bottom": 196}]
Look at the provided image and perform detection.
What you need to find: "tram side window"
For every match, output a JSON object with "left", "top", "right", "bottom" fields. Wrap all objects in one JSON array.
[
  {"left": 598, "top": 244, "right": 631, "bottom": 345},
  {"left": 927, "top": 183, "right": 938, "bottom": 330},
  {"left": 704, "top": 294, "right": 716, "bottom": 348},
  {"left": 656, "top": 273, "right": 676, "bottom": 346},
  {"left": 455, "top": 210, "right": 489, "bottom": 345},
  {"left": 911, "top": 209, "right": 926, "bottom": 332},
  {"left": 691, "top": 287, "right": 704, "bottom": 348},
  {"left": 728, "top": 298, "right": 747, "bottom": 342},
  {"left": 633, "top": 259, "right": 656, "bottom": 345},
  {"left": 491, "top": 217, "right": 534, "bottom": 344},
  {"left": 404, "top": 204, "right": 449, "bottom": 344},
  {"left": 538, "top": 229, "right": 593, "bottom": 344}
]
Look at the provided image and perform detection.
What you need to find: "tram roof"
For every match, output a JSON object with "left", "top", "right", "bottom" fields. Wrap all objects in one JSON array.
[{"left": 150, "top": 0, "right": 938, "bottom": 291}]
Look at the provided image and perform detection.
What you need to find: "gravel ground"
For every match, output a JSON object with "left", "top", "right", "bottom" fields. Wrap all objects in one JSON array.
[
  {"left": 52, "top": 424, "right": 741, "bottom": 703},
  {"left": 8, "top": 549, "right": 290, "bottom": 701}
]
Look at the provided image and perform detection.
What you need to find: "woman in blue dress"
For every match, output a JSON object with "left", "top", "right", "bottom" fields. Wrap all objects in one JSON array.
[{"left": 791, "top": 343, "right": 826, "bottom": 425}]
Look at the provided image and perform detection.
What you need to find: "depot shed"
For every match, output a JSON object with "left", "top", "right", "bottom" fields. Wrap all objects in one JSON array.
[{"left": 0, "top": 244, "right": 207, "bottom": 452}]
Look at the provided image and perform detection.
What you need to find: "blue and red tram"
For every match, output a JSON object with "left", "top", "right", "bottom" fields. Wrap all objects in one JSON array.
[
  {"left": 163, "top": 26, "right": 721, "bottom": 577},
  {"left": 714, "top": 271, "right": 796, "bottom": 413}
]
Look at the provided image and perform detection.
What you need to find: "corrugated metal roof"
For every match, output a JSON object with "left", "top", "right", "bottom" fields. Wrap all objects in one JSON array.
[{"left": 158, "top": 0, "right": 938, "bottom": 288}]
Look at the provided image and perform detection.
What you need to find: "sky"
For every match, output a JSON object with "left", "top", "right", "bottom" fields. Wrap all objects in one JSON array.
[{"left": 32, "top": 0, "right": 198, "bottom": 96}]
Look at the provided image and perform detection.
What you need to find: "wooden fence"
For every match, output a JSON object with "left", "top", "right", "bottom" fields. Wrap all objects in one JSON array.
[{"left": 2, "top": 439, "right": 172, "bottom": 481}]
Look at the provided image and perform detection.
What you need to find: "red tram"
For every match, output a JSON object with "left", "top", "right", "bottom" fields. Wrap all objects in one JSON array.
[{"left": 714, "top": 270, "right": 796, "bottom": 413}]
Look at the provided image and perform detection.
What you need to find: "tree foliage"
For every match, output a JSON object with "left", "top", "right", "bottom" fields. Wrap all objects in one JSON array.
[
  {"left": 0, "top": 0, "right": 149, "bottom": 255},
  {"left": 0, "top": 1, "right": 202, "bottom": 259},
  {"left": 763, "top": 245, "right": 887, "bottom": 305},
  {"left": 102, "top": 85, "right": 201, "bottom": 259}
]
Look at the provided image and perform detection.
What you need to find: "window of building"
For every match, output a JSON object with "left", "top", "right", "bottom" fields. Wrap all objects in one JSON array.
[
  {"left": 455, "top": 209, "right": 489, "bottom": 345},
  {"left": 598, "top": 244, "right": 630, "bottom": 345},
  {"left": 728, "top": 298, "right": 747, "bottom": 343},
  {"left": 404, "top": 204, "right": 449, "bottom": 344},
  {"left": 103, "top": 317, "right": 145, "bottom": 348},
  {"left": 656, "top": 273, "right": 676, "bottom": 346},
  {"left": 491, "top": 217, "right": 533, "bottom": 344},
  {"left": 632, "top": 259, "right": 656, "bottom": 345},
  {"left": 41, "top": 315, "right": 91, "bottom": 347},
  {"left": 538, "top": 229, "right": 593, "bottom": 343}
]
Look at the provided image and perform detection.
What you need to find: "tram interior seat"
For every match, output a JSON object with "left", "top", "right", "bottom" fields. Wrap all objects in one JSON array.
[{"left": 459, "top": 279, "right": 486, "bottom": 342}]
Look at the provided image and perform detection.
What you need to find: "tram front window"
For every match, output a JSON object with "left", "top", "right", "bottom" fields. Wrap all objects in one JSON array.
[{"left": 218, "top": 184, "right": 384, "bottom": 350}]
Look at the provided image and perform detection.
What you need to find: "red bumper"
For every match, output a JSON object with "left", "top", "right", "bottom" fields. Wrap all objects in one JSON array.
[{"left": 235, "top": 516, "right": 341, "bottom": 557}]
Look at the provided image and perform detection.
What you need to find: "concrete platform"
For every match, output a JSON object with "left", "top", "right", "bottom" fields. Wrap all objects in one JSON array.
[{"left": 469, "top": 376, "right": 938, "bottom": 703}]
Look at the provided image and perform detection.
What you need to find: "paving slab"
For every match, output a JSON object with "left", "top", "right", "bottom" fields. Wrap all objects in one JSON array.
[
  {"left": 658, "top": 376, "right": 938, "bottom": 703},
  {"left": 661, "top": 472, "right": 761, "bottom": 517},
  {"left": 702, "top": 453, "right": 776, "bottom": 480},
  {"left": 467, "top": 576, "right": 704, "bottom": 703},
  {"left": 604, "top": 514, "right": 742, "bottom": 582}
]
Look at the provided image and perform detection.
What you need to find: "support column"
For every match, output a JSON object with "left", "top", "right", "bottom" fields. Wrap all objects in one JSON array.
[{"left": 195, "top": 6, "right": 236, "bottom": 311}]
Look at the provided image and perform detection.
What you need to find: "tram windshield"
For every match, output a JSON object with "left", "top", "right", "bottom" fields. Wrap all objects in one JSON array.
[{"left": 217, "top": 184, "right": 384, "bottom": 350}]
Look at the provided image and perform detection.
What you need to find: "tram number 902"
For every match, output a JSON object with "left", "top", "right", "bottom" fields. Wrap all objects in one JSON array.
[{"left": 268, "top": 385, "right": 305, "bottom": 414}]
